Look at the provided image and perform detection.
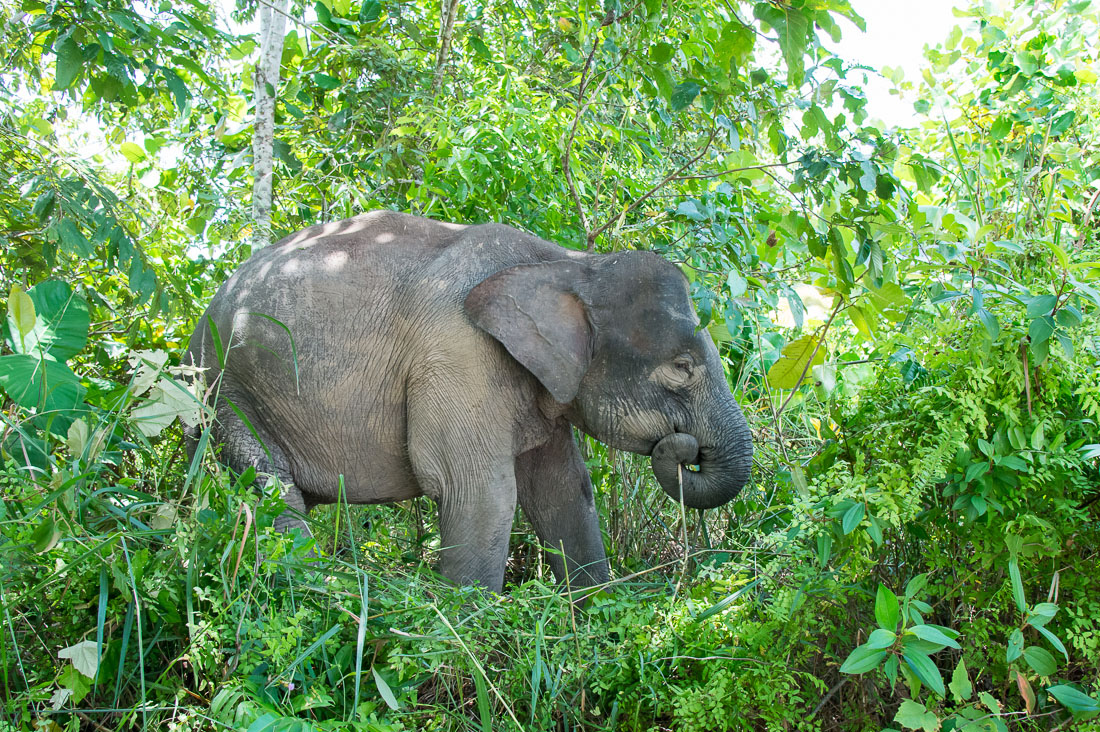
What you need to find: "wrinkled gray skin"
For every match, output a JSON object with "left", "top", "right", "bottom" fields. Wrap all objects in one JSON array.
[{"left": 186, "top": 211, "right": 752, "bottom": 592}]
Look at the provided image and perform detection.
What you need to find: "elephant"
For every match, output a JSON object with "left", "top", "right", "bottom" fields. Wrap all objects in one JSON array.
[{"left": 185, "top": 211, "right": 753, "bottom": 592}]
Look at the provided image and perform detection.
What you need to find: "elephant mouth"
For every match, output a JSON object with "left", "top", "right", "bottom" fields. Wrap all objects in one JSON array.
[{"left": 650, "top": 431, "right": 749, "bottom": 509}]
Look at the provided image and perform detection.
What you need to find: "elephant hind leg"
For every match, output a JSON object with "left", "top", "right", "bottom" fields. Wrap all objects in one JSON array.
[{"left": 210, "top": 399, "right": 311, "bottom": 536}]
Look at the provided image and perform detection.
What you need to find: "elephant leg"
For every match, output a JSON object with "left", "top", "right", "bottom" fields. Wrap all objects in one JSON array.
[
  {"left": 433, "top": 468, "right": 517, "bottom": 592},
  {"left": 516, "top": 424, "right": 609, "bottom": 590},
  {"left": 212, "top": 399, "right": 311, "bottom": 536}
]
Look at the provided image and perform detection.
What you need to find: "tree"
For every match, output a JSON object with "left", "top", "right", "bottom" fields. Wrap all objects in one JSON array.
[{"left": 251, "top": 0, "right": 290, "bottom": 247}]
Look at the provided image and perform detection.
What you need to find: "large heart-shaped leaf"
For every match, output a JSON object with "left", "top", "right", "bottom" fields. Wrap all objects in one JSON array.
[
  {"left": 0, "top": 354, "right": 86, "bottom": 418},
  {"left": 4, "top": 281, "right": 89, "bottom": 361}
]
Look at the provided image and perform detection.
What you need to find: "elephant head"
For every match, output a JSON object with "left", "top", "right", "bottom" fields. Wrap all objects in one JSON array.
[{"left": 465, "top": 250, "right": 752, "bottom": 509}]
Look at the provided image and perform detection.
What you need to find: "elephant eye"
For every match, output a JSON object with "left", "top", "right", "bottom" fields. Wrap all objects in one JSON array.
[{"left": 673, "top": 355, "right": 695, "bottom": 374}]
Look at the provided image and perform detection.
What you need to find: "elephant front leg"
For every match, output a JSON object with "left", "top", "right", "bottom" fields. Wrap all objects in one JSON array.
[
  {"left": 428, "top": 462, "right": 519, "bottom": 593},
  {"left": 516, "top": 423, "right": 610, "bottom": 591}
]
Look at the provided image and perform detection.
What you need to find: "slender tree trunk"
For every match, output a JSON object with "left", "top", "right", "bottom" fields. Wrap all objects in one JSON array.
[
  {"left": 432, "top": 0, "right": 460, "bottom": 93},
  {"left": 252, "top": 0, "right": 289, "bottom": 248}
]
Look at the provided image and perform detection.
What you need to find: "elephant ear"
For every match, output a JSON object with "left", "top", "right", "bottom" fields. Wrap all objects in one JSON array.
[{"left": 464, "top": 260, "right": 592, "bottom": 403}]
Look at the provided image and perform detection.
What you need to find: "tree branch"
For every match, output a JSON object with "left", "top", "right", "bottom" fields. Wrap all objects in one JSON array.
[
  {"left": 587, "top": 128, "right": 718, "bottom": 250},
  {"left": 431, "top": 0, "right": 461, "bottom": 93}
]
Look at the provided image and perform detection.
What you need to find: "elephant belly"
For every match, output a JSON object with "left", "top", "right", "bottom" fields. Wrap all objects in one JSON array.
[
  {"left": 254, "top": 388, "right": 422, "bottom": 506},
  {"left": 287, "top": 431, "right": 422, "bottom": 506}
]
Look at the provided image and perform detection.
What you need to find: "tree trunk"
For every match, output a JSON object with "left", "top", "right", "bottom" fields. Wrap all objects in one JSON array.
[
  {"left": 432, "top": 0, "right": 460, "bottom": 93},
  {"left": 252, "top": 0, "right": 289, "bottom": 248}
]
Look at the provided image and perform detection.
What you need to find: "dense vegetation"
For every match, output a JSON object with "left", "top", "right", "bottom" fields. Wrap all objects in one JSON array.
[{"left": 1, "top": 0, "right": 1098, "bottom": 729}]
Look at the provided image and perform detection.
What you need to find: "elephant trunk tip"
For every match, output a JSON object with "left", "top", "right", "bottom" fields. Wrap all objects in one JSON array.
[{"left": 650, "top": 432, "right": 750, "bottom": 510}]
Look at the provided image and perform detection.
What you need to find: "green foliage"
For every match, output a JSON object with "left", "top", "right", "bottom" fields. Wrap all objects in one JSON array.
[{"left": 2, "top": 0, "right": 1100, "bottom": 729}]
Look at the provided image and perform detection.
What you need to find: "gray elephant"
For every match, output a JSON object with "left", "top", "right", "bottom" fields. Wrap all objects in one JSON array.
[{"left": 185, "top": 211, "right": 752, "bottom": 592}]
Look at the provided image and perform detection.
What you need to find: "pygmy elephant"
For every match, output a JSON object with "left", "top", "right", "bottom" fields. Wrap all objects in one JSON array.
[{"left": 185, "top": 211, "right": 753, "bottom": 592}]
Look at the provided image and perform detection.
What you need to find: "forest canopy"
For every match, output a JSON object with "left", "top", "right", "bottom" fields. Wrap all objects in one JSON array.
[{"left": 1, "top": 0, "right": 1099, "bottom": 730}]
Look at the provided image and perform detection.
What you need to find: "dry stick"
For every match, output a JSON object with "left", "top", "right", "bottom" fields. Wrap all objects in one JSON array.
[
  {"left": 672, "top": 464, "right": 690, "bottom": 599},
  {"left": 1021, "top": 340, "right": 1032, "bottom": 417},
  {"left": 809, "top": 677, "right": 847, "bottom": 719},
  {"left": 231, "top": 502, "right": 254, "bottom": 587},
  {"left": 775, "top": 299, "right": 844, "bottom": 420},
  {"left": 587, "top": 128, "right": 718, "bottom": 250},
  {"left": 1075, "top": 186, "right": 1100, "bottom": 251}
]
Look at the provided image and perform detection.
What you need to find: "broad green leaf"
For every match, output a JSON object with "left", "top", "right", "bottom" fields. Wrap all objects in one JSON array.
[
  {"left": 1034, "top": 624, "right": 1068, "bottom": 661},
  {"left": 715, "top": 21, "right": 753, "bottom": 67},
  {"left": 245, "top": 713, "right": 279, "bottom": 732},
  {"left": 314, "top": 72, "right": 341, "bottom": 90},
  {"left": 909, "top": 624, "right": 961, "bottom": 650},
  {"left": 866, "top": 514, "right": 884, "bottom": 545},
  {"left": 989, "top": 115, "right": 1012, "bottom": 140},
  {"left": 1008, "top": 559, "right": 1026, "bottom": 611},
  {"left": 1022, "top": 646, "right": 1057, "bottom": 676},
  {"left": 1046, "top": 685, "right": 1100, "bottom": 714},
  {"left": 1027, "top": 602, "right": 1058, "bottom": 627},
  {"left": 766, "top": 335, "right": 825, "bottom": 389},
  {"left": 950, "top": 659, "right": 972, "bottom": 702},
  {"left": 839, "top": 643, "right": 887, "bottom": 674},
  {"left": 1047, "top": 241, "right": 1070, "bottom": 270},
  {"left": 726, "top": 269, "right": 747, "bottom": 297},
  {"left": 978, "top": 692, "right": 1000, "bottom": 715},
  {"left": 842, "top": 502, "right": 865, "bottom": 534},
  {"left": 0, "top": 354, "right": 86, "bottom": 418},
  {"left": 57, "top": 219, "right": 94, "bottom": 258},
  {"left": 131, "top": 376, "right": 204, "bottom": 437},
  {"left": 119, "top": 142, "right": 147, "bottom": 163},
  {"left": 894, "top": 699, "right": 939, "bottom": 732},
  {"left": 903, "top": 651, "right": 945, "bottom": 697},
  {"left": 4, "top": 281, "right": 89, "bottom": 361},
  {"left": 58, "top": 665, "right": 91, "bottom": 705},
  {"left": 58, "top": 640, "right": 99, "bottom": 678},
  {"left": 707, "top": 320, "right": 732, "bottom": 344},
  {"left": 849, "top": 305, "right": 875, "bottom": 337},
  {"left": 53, "top": 37, "right": 84, "bottom": 90},
  {"left": 649, "top": 41, "right": 675, "bottom": 65},
  {"left": 905, "top": 574, "right": 928, "bottom": 600},
  {"left": 976, "top": 308, "right": 1000, "bottom": 340},
  {"left": 7, "top": 285, "right": 35, "bottom": 338},
  {"left": 1007, "top": 628, "right": 1024, "bottom": 662},
  {"left": 1026, "top": 294, "right": 1057, "bottom": 317},
  {"left": 869, "top": 281, "right": 908, "bottom": 321},
  {"left": 670, "top": 80, "right": 701, "bottom": 111},
  {"left": 32, "top": 516, "right": 62, "bottom": 553},
  {"left": 1028, "top": 315, "right": 1054, "bottom": 346},
  {"left": 866, "top": 628, "right": 896, "bottom": 650},
  {"left": 1055, "top": 305, "right": 1082, "bottom": 327},
  {"left": 884, "top": 653, "right": 899, "bottom": 686},
  {"left": 372, "top": 667, "right": 400, "bottom": 710},
  {"left": 753, "top": 4, "right": 808, "bottom": 86},
  {"left": 875, "top": 584, "right": 900, "bottom": 631}
]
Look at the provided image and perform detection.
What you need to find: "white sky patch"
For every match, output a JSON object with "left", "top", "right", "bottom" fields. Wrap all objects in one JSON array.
[{"left": 828, "top": 0, "right": 964, "bottom": 128}]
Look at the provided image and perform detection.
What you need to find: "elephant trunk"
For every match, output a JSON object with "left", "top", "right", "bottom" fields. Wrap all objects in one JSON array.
[{"left": 650, "top": 400, "right": 752, "bottom": 510}]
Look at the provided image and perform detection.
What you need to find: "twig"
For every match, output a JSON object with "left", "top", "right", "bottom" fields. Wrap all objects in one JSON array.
[
  {"left": 673, "top": 160, "right": 794, "bottom": 181},
  {"left": 809, "top": 677, "right": 847, "bottom": 718},
  {"left": 1075, "top": 185, "right": 1100, "bottom": 251},
  {"left": 562, "top": 39, "right": 605, "bottom": 239},
  {"left": 775, "top": 298, "right": 844, "bottom": 419},
  {"left": 587, "top": 128, "right": 718, "bottom": 249}
]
